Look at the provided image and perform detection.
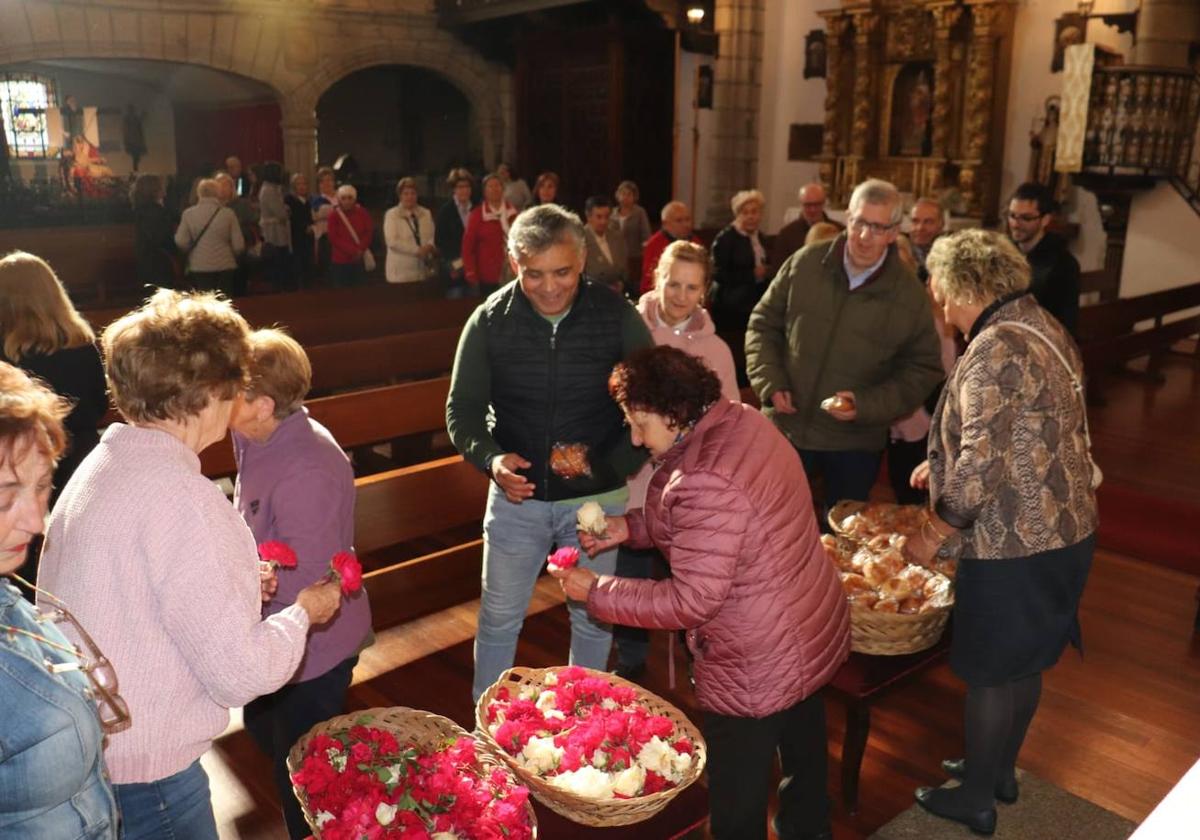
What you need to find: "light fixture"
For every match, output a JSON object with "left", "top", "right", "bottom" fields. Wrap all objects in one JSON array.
[{"left": 686, "top": 6, "right": 705, "bottom": 26}]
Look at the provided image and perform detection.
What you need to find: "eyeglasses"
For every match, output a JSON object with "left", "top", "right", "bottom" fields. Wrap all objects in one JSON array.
[
  {"left": 1006, "top": 212, "right": 1044, "bottom": 223},
  {"left": 4, "top": 575, "right": 131, "bottom": 734},
  {"left": 848, "top": 216, "right": 897, "bottom": 238}
]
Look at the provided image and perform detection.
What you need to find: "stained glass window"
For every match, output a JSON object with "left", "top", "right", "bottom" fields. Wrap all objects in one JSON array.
[{"left": 0, "top": 74, "right": 56, "bottom": 158}]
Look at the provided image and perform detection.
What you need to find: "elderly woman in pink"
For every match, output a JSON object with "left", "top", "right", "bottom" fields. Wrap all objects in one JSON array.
[
  {"left": 611, "top": 240, "right": 740, "bottom": 680},
  {"left": 38, "top": 290, "right": 341, "bottom": 840}
]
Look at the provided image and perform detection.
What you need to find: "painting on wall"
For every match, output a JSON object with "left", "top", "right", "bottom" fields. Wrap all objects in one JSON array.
[
  {"left": 1052, "top": 13, "right": 1087, "bottom": 73},
  {"left": 888, "top": 62, "right": 933, "bottom": 157},
  {"left": 804, "top": 30, "right": 826, "bottom": 79}
]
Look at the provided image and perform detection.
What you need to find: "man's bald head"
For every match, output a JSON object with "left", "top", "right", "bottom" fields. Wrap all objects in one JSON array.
[
  {"left": 799, "top": 183, "right": 827, "bottom": 225},
  {"left": 909, "top": 197, "right": 946, "bottom": 248},
  {"left": 660, "top": 201, "right": 693, "bottom": 240}
]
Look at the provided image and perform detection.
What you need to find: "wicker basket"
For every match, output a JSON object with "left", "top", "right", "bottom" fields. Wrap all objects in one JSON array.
[
  {"left": 474, "top": 666, "right": 707, "bottom": 827},
  {"left": 849, "top": 601, "right": 951, "bottom": 655},
  {"left": 286, "top": 706, "right": 537, "bottom": 838}
]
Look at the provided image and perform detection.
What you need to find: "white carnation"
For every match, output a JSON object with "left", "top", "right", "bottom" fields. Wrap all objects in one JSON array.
[
  {"left": 315, "top": 811, "right": 335, "bottom": 827},
  {"left": 592, "top": 750, "right": 609, "bottom": 769},
  {"left": 612, "top": 764, "right": 646, "bottom": 797},
  {"left": 384, "top": 763, "right": 404, "bottom": 786},
  {"left": 544, "top": 672, "right": 559, "bottom": 687},
  {"left": 549, "top": 766, "right": 614, "bottom": 800},
  {"left": 544, "top": 708, "right": 566, "bottom": 721},
  {"left": 431, "top": 834, "right": 459, "bottom": 840},
  {"left": 376, "top": 802, "right": 398, "bottom": 826},
  {"left": 636, "top": 736, "right": 674, "bottom": 777},
  {"left": 520, "top": 735, "right": 563, "bottom": 774},
  {"left": 601, "top": 697, "right": 620, "bottom": 711},
  {"left": 669, "top": 747, "right": 693, "bottom": 782},
  {"left": 519, "top": 685, "right": 538, "bottom": 700},
  {"left": 535, "top": 690, "right": 558, "bottom": 712},
  {"left": 576, "top": 501, "right": 609, "bottom": 536}
]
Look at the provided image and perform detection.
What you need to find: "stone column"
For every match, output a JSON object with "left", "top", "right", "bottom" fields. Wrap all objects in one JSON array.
[
  {"left": 1134, "top": 0, "right": 1200, "bottom": 68},
  {"left": 280, "top": 105, "right": 319, "bottom": 185},
  {"left": 703, "top": 0, "right": 766, "bottom": 227},
  {"left": 818, "top": 13, "right": 851, "bottom": 194}
]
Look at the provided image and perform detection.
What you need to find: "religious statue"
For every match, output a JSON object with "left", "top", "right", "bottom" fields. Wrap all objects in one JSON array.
[
  {"left": 1028, "top": 96, "right": 1070, "bottom": 204},
  {"left": 67, "top": 134, "right": 115, "bottom": 197},
  {"left": 123, "top": 104, "right": 147, "bottom": 172},
  {"left": 889, "top": 64, "right": 934, "bottom": 157}
]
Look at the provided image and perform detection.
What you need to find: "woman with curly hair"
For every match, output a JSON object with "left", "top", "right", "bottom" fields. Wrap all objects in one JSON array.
[{"left": 554, "top": 345, "right": 850, "bottom": 840}]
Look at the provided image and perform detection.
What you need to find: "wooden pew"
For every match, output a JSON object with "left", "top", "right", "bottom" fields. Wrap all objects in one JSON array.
[
  {"left": 355, "top": 456, "right": 491, "bottom": 630},
  {"left": 82, "top": 285, "right": 477, "bottom": 347},
  {"left": 197, "top": 378, "right": 451, "bottom": 478},
  {"left": 1077, "top": 282, "right": 1200, "bottom": 397},
  {"left": 307, "top": 328, "right": 461, "bottom": 394}
]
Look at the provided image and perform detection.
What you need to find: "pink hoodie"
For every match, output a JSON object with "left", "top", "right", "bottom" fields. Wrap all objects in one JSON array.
[{"left": 627, "top": 293, "right": 740, "bottom": 509}]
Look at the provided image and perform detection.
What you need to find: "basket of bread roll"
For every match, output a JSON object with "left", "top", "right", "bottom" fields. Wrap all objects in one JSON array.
[{"left": 823, "top": 501, "right": 955, "bottom": 655}]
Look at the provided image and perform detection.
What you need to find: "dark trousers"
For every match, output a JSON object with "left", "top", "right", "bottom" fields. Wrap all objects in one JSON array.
[
  {"left": 329, "top": 261, "right": 367, "bottom": 288},
  {"left": 612, "top": 546, "right": 660, "bottom": 671},
  {"left": 185, "top": 269, "right": 235, "bottom": 296},
  {"left": 704, "top": 692, "right": 831, "bottom": 840},
  {"left": 885, "top": 437, "right": 929, "bottom": 505},
  {"left": 798, "top": 449, "right": 882, "bottom": 531},
  {"left": 244, "top": 655, "right": 358, "bottom": 839}
]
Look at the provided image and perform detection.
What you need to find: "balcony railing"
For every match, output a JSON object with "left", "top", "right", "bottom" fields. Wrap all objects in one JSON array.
[{"left": 1083, "top": 66, "right": 1200, "bottom": 211}]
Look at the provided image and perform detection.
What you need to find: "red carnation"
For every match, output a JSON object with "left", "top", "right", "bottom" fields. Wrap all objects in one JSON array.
[
  {"left": 547, "top": 546, "right": 580, "bottom": 571},
  {"left": 330, "top": 551, "right": 363, "bottom": 595},
  {"left": 258, "top": 540, "right": 297, "bottom": 569}
]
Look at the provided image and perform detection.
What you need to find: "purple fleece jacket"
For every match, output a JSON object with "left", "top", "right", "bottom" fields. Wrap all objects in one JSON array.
[{"left": 233, "top": 409, "right": 372, "bottom": 682}]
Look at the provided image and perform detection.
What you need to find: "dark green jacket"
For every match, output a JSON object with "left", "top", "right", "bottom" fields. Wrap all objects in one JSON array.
[
  {"left": 446, "top": 279, "right": 653, "bottom": 501},
  {"left": 745, "top": 234, "right": 944, "bottom": 452}
]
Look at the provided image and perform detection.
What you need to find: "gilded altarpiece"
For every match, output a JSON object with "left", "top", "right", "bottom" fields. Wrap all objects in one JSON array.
[{"left": 818, "top": 0, "right": 1015, "bottom": 222}]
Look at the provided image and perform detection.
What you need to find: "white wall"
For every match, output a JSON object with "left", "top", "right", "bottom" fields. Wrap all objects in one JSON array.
[
  {"left": 6, "top": 62, "right": 177, "bottom": 179},
  {"left": 1120, "top": 183, "right": 1200, "bottom": 297},
  {"left": 756, "top": 0, "right": 826, "bottom": 230}
]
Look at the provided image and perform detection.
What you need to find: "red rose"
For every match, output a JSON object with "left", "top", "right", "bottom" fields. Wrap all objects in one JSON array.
[
  {"left": 258, "top": 540, "right": 297, "bottom": 569},
  {"left": 331, "top": 551, "right": 363, "bottom": 594},
  {"left": 547, "top": 546, "right": 579, "bottom": 571}
]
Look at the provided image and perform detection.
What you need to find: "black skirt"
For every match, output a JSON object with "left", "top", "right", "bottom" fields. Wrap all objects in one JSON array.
[{"left": 949, "top": 534, "right": 1095, "bottom": 687}]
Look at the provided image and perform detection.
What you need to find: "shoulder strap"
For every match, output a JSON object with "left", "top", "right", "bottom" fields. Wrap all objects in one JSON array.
[
  {"left": 993, "top": 320, "right": 1100, "bottom": 482},
  {"left": 335, "top": 207, "right": 361, "bottom": 245},
  {"left": 188, "top": 206, "right": 222, "bottom": 252}
]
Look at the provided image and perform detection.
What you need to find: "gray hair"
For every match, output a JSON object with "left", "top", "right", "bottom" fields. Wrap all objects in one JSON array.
[
  {"left": 926, "top": 229, "right": 1031, "bottom": 305},
  {"left": 912, "top": 196, "right": 948, "bottom": 227},
  {"left": 848, "top": 178, "right": 903, "bottom": 225},
  {"left": 507, "top": 204, "right": 586, "bottom": 261},
  {"left": 336, "top": 184, "right": 357, "bottom": 200},
  {"left": 660, "top": 200, "right": 689, "bottom": 221},
  {"left": 196, "top": 178, "right": 220, "bottom": 199},
  {"left": 731, "top": 189, "right": 765, "bottom": 216}
]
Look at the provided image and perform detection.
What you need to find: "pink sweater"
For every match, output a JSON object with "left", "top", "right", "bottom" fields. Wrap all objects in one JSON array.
[{"left": 38, "top": 424, "right": 311, "bottom": 784}]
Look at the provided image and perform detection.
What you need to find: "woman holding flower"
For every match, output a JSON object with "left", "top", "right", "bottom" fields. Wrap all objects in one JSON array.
[
  {"left": 556, "top": 345, "right": 850, "bottom": 840},
  {"left": 37, "top": 290, "right": 342, "bottom": 840},
  {"left": 230, "top": 328, "right": 372, "bottom": 839},
  {"left": 0, "top": 363, "right": 119, "bottom": 838}
]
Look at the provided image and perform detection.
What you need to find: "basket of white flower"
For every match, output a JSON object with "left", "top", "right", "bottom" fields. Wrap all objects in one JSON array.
[{"left": 475, "top": 665, "right": 707, "bottom": 827}]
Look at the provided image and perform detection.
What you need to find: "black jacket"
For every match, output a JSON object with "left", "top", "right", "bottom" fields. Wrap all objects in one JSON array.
[
  {"left": 446, "top": 280, "right": 653, "bottom": 501},
  {"left": 133, "top": 203, "right": 177, "bottom": 288},
  {"left": 435, "top": 199, "right": 471, "bottom": 262},
  {"left": 1024, "top": 231, "right": 1081, "bottom": 335},
  {"left": 710, "top": 225, "right": 765, "bottom": 332}
]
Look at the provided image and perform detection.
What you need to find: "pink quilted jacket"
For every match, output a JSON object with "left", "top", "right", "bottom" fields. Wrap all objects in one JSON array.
[{"left": 588, "top": 400, "right": 850, "bottom": 718}]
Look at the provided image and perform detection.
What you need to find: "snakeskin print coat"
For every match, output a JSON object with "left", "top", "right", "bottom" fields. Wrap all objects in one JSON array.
[{"left": 929, "top": 293, "right": 1099, "bottom": 560}]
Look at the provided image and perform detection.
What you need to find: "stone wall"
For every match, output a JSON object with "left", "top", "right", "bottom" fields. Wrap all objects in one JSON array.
[{"left": 0, "top": 0, "right": 513, "bottom": 180}]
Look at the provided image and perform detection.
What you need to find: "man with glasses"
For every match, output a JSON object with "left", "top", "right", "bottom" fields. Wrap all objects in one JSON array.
[
  {"left": 1006, "top": 182, "right": 1080, "bottom": 335},
  {"left": 746, "top": 178, "right": 944, "bottom": 516},
  {"left": 767, "top": 183, "right": 843, "bottom": 280}
]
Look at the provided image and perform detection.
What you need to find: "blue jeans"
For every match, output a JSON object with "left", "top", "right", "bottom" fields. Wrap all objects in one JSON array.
[
  {"left": 472, "top": 484, "right": 623, "bottom": 701},
  {"left": 115, "top": 760, "right": 218, "bottom": 840}
]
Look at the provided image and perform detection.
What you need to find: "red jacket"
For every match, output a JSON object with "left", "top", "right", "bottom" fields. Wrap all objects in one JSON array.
[
  {"left": 327, "top": 203, "right": 374, "bottom": 265},
  {"left": 640, "top": 230, "right": 703, "bottom": 294},
  {"left": 462, "top": 204, "right": 516, "bottom": 286},
  {"left": 588, "top": 399, "right": 850, "bottom": 718}
]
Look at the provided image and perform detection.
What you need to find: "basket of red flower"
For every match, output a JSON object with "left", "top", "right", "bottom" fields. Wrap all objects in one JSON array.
[
  {"left": 475, "top": 665, "right": 706, "bottom": 827},
  {"left": 287, "top": 706, "right": 537, "bottom": 838}
]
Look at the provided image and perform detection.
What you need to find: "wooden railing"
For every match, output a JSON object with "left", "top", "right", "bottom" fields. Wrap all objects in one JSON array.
[{"left": 1083, "top": 66, "right": 1200, "bottom": 210}]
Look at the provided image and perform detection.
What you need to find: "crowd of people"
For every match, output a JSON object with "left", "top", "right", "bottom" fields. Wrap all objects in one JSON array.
[{"left": 1, "top": 168, "right": 1096, "bottom": 839}]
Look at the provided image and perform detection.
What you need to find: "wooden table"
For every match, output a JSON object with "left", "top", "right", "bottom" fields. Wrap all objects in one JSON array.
[{"left": 826, "top": 637, "right": 951, "bottom": 814}]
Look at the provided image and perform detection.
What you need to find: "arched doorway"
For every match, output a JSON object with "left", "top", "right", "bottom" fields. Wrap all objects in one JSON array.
[{"left": 315, "top": 65, "right": 478, "bottom": 205}]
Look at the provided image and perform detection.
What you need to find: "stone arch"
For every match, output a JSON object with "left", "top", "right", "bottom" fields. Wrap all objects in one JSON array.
[
  {"left": 0, "top": 1, "right": 511, "bottom": 179},
  {"left": 285, "top": 41, "right": 511, "bottom": 175}
]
